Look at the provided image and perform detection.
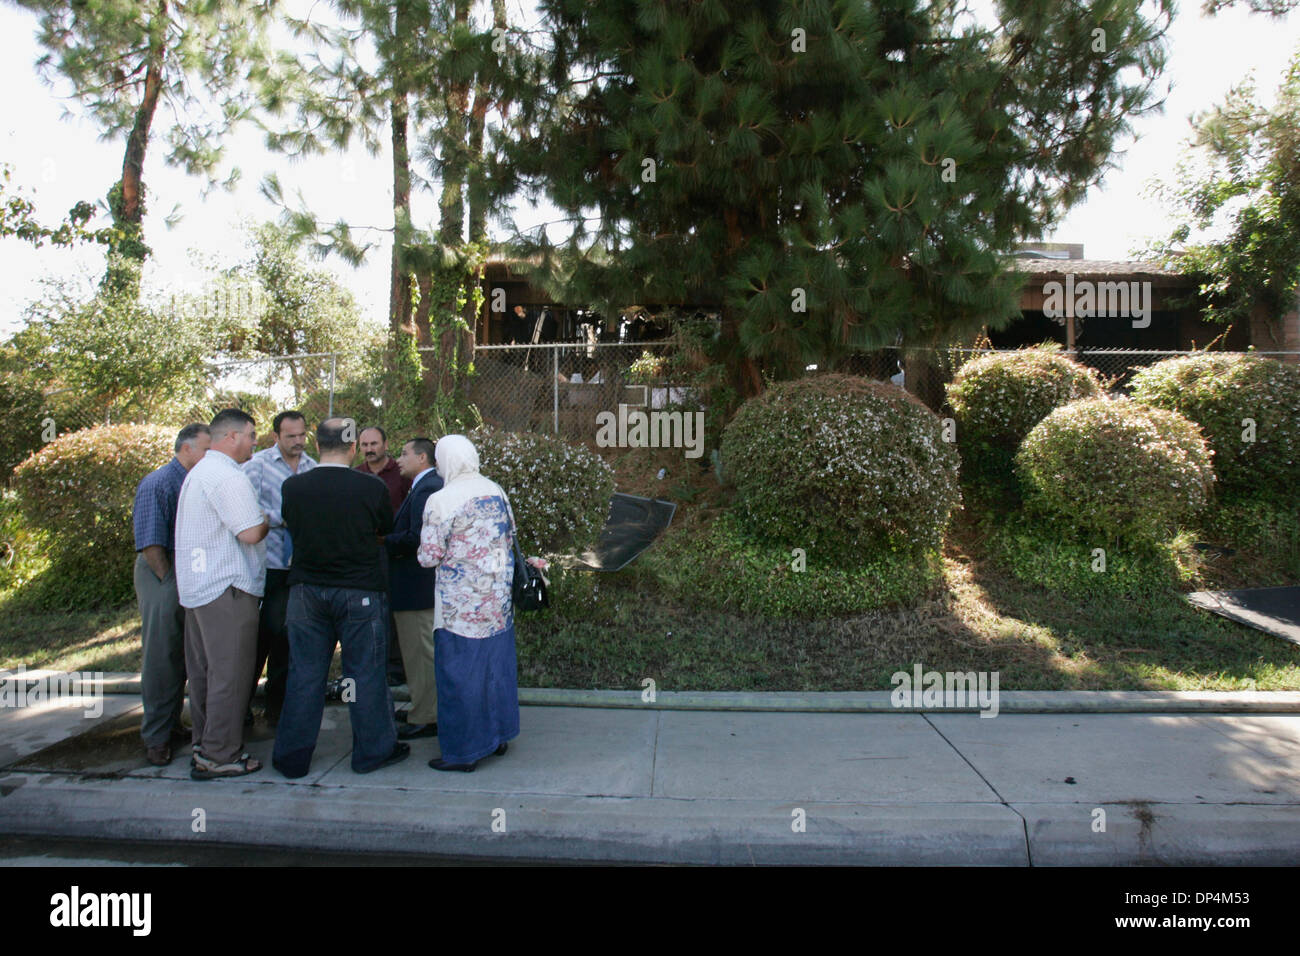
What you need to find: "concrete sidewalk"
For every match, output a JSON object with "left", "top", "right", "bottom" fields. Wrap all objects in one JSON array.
[{"left": 1, "top": 686, "right": 1298, "bottom": 865}]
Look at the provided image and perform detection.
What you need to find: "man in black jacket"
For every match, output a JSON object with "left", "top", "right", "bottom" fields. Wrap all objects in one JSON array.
[
  {"left": 386, "top": 437, "right": 444, "bottom": 740},
  {"left": 272, "top": 418, "right": 408, "bottom": 777}
]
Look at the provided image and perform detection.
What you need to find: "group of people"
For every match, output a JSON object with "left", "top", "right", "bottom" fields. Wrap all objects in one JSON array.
[{"left": 131, "top": 409, "right": 522, "bottom": 780}]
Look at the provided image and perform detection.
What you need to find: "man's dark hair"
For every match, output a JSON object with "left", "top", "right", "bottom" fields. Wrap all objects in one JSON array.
[
  {"left": 273, "top": 410, "right": 306, "bottom": 435},
  {"left": 209, "top": 408, "right": 255, "bottom": 441},
  {"left": 359, "top": 425, "right": 386, "bottom": 443},
  {"left": 317, "top": 418, "right": 354, "bottom": 453},
  {"left": 174, "top": 423, "right": 210, "bottom": 453},
  {"left": 405, "top": 437, "right": 436, "bottom": 466}
]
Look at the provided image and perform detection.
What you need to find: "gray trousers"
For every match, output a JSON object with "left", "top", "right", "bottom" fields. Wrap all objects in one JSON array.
[
  {"left": 184, "top": 586, "right": 259, "bottom": 764},
  {"left": 134, "top": 554, "right": 187, "bottom": 747}
]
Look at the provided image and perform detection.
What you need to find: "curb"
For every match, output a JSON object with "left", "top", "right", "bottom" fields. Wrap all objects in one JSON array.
[
  {"left": 1, "top": 773, "right": 1296, "bottom": 866},
  {"left": 7, "top": 672, "right": 1300, "bottom": 714}
]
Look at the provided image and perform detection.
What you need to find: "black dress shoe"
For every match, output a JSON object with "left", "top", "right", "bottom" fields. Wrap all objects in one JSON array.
[
  {"left": 428, "top": 757, "right": 476, "bottom": 772},
  {"left": 427, "top": 741, "right": 507, "bottom": 773},
  {"left": 397, "top": 722, "right": 438, "bottom": 740},
  {"left": 358, "top": 742, "right": 411, "bottom": 774}
]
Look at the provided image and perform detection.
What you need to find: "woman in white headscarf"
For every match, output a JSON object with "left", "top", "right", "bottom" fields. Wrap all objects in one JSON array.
[{"left": 416, "top": 435, "right": 520, "bottom": 771}]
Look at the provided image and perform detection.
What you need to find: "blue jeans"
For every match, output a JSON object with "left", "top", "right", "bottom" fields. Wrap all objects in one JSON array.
[{"left": 272, "top": 583, "right": 398, "bottom": 777}]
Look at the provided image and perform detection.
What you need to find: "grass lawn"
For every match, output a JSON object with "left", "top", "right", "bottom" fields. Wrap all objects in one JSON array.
[{"left": 3, "top": 450, "right": 1297, "bottom": 690}]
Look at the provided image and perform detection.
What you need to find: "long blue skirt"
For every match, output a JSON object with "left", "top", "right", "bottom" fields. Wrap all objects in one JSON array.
[{"left": 433, "top": 623, "right": 521, "bottom": 765}]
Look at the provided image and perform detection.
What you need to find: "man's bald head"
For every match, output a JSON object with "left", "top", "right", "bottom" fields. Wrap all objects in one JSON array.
[{"left": 316, "top": 417, "right": 357, "bottom": 463}]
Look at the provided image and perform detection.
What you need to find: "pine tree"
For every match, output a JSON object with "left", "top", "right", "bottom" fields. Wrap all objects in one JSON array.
[
  {"left": 506, "top": 0, "right": 1174, "bottom": 394},
  {"left": 10, "top": 0, "right": 279, "bottom": 295},
  {"left": 261, "top": 0, "right": 529, "bottom": 402}
]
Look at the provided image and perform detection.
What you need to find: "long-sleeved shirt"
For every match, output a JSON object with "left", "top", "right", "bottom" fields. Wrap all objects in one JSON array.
[
  {"left": 243, "top": 444, "right": 316, "bottom": 570},
  {"left": 417, "top": 473, "right": 515, "bottom": 638}
]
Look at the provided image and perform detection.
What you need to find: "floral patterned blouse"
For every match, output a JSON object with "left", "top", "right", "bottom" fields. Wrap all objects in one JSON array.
[{"left": 416, "top": 472, "right": 515, "bottom": 638}]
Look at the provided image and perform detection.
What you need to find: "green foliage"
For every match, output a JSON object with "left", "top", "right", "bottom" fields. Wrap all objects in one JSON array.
[
  {"left": 0, "top": 488, "right": 46, "bottom": 594},
  {"left": 721, "top": 374, "right": 960, "bottom": 560},
  {"left": 1203, "top": 496, "right": 1300, "bottom": 582},
  {"left": 16, "top": 270, "right": 214, "bottom": 423},
  {"left": 0, "top": 345, "right": 52, "bottom": 481},
  {"left": 104, "top": 182, "right": 151, "bottom": 266},
  {"left": 471, "top": 427, "right": 615, "bottom": 556},
  {"left": 946, "top": 346, "right": 1103, "bottom": 492},
  {"left": 989, "top": 510, "right": 1196, "bottom": 599},
  {"left": 373, "top": 328, "right": 473, "bottom": 440},
  {"left": 1016, "top": 397, "right": 1215, "bottom": 543},
  {"left": 1129, "top": 352, "right": 1300, "bottom": 501},
  {"left": 657, "top": 509, "right": 943, "bottom": 618},
  {"left": 627, "top": 350, "right": 666, "bottom": 384},
  {"left": 13, "top": 0, "right": 277, "bottom": 182},
  {"left": 1145, "top": 47, "right": 1300, "bottom": 325},
  {"left": 0, "top": 162, "right": 116, "bottom": 248},
  {"left": 509, "top": 0, "right": 1174, "bottom": 378},
  {"left": 11, "top": 424, "right": 175, "bottom": 608}
]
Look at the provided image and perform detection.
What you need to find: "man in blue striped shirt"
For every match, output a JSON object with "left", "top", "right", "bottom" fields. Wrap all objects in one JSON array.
[
  {"left": 132, "top": 423, "right": 211, "bottom": 766},
  {"left": 243, "top": 410, "right": 316, "bottom": 723}
]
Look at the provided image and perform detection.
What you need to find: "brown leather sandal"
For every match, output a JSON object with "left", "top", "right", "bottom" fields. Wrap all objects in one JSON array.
[{"left": 190, "top": 751, "right": 263, "bottom": 780}]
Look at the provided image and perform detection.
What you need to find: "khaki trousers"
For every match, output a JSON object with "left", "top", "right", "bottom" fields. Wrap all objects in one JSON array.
[
  {"left": 184, "top": 586, "right": 259, "bottom": 764},
  {"left": 394, "top": 607, "right": 438, "bottom": 724}
]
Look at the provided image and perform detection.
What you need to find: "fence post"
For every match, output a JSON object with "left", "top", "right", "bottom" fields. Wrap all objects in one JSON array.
[
  {"left": 552, "top": 345, "right": 559, "bottom": 435},
  {"left": 328, "top": 354, "right": 336, "bottom": 418}
]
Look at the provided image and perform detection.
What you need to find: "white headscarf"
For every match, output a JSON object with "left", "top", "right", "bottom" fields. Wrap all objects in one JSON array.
[{"left": 434, "top": 434, "right": 481, "bottom": 485}]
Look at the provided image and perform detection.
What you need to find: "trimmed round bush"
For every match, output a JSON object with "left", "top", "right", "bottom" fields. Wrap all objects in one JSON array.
[
  {"left": 946, "top": 347, "right": 1103, "bottom": 490},
  {"left": 720, "top": 374, "right": 961, "bottom": 559},
  {"left": 12, "top": 423, "right": 175, "bottom": 607},
  {"left": 471, "top": 427, "right": 615, "bottom": 556},
  {"left": 1129, "top": 352, "right": 1300, "bottom": 499},
  {"left": 1016, "top": 397, "right": 1214, "bottom": 542}
]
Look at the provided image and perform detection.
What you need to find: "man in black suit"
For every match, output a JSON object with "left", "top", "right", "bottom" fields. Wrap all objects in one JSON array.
[{"left": 385, "top": 437, "right": 444, "bottom": 740}]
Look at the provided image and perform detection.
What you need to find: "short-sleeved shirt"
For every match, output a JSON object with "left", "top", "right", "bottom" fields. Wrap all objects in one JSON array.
[
  {"left": 354, "top": 456, "right": 410, "bottom": 512},
  {"left": 175, "top": 450, "right": 267, "bottom": 609},
  {"left": 132, "top": 456, "right": 188, "bottom": 556},
  {"left": 243, "top": 444, "right": 316, "bottom": 570}
]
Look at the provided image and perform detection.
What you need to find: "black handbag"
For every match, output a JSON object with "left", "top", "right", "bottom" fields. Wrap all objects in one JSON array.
[
  {"left": 512, "top": 534, "right": 549, "bottom": 612},
  {"left": 504, "top": 493, "right": 548, "bottom": 612}
]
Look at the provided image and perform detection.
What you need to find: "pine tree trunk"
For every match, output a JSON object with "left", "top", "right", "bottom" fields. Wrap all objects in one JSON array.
[
  {"left": 106, "top": 0, "right": 167, "bottom": 293},
  {"left": 389, "top": 92, "right": 414, "bottom": 337},
  {"left": 721, "top": 207, "right": 764, "bottom": 398},
  {"left": 432, "top": 0, "right": 472, "bottom": 398}
]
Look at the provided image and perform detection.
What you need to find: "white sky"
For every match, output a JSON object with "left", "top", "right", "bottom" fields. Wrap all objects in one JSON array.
[{"left": 2, "top": 1, "right": 1299, "bottom": 341}]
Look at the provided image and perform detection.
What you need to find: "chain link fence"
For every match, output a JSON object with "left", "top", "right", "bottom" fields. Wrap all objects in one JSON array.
[
  {"left": 468, "top": 343, "right": 676, "bottom": 439},
  {"left": 38, "top": 344, "right": 1300, "bottom": 445}
]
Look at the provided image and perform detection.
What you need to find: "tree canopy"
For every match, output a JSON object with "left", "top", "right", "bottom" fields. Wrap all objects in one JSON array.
[
  {"left": 504, "top": 0, "right": 1174, "bottom": 391},
  {"left": 1146, "top": 43, "right": 1300, "bottom": 330},
  {"left": 10, "top": 0, "right": 279, "bottom": 291}
]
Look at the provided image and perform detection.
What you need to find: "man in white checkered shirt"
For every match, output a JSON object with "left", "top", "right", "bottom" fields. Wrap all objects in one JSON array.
[{"left": 175, "top": 408, "right": 269, "bottom": 779}]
